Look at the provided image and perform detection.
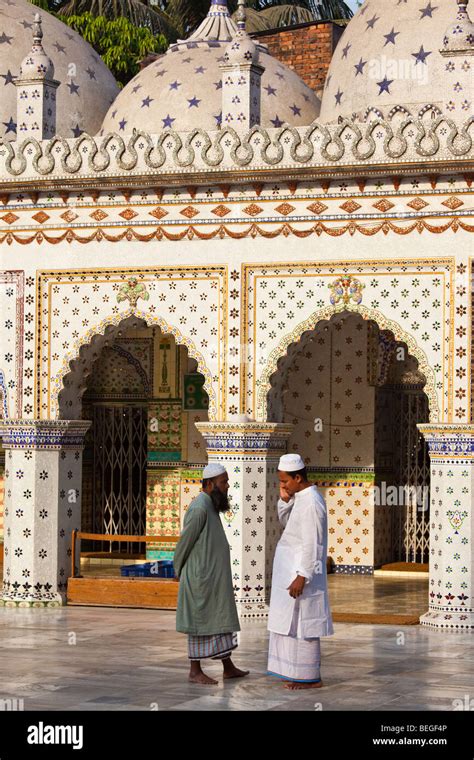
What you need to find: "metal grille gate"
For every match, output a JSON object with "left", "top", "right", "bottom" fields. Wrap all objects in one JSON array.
[
  {"left": 392, "top": 390, "right": 430, "bottom": 563},
  {"left": 92, "top": 406, "right": 147, "bottom": 555}
]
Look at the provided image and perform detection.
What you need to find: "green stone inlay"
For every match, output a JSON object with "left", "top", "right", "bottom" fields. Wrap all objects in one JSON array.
[{"left": 148, "top": 451, "right": 182, "bottom": 462}]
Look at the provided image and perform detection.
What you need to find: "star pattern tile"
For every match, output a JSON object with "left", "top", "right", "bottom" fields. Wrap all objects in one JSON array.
[
  {"left": 0, "top": 0, "right": 118, "bottom": 141},
  {"left": 100, "top": 42, "right": 320, "bottom": 135},
  {"left": 320, "top": 0, "right": 469, "bottom": 123}
]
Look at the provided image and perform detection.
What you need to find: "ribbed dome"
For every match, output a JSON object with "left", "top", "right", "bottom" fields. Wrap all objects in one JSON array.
[
  {"left": 320, "top": 0, "right": 474, "bottom": 123},
  {"left": 100, "top": 0, "right": 320, "bottom": 135},
  {"left": 0, "top": 0, "right": 119, "bottom": 141}
]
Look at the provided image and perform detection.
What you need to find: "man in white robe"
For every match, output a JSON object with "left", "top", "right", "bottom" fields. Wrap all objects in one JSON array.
[{"left": 267, "top": 453, "right": 334, "bottom": 690}]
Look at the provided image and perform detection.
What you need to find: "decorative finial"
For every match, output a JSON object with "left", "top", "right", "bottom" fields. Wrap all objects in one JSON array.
[
  {"left": 33, "top": 13, "right": 43, "bottom": 45},
  {"left": 236, "top": 0, "right": 246, "bottom": 31}
]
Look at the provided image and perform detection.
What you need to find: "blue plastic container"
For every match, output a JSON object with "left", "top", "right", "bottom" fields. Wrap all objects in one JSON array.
[{"left": 120, "top": 560, "right": 175, "bottom": 579}]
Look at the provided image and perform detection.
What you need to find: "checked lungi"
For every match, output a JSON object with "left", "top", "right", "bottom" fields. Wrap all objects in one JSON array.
[{"left": 188, "top": 632, "right": 238, "bottom": 661}]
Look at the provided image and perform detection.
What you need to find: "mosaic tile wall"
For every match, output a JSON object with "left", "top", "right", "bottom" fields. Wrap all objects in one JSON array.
[
  {"left": 75, "top": 326, "right": 208, "bottom": 558},
  {"left": 269, "top": 313, "right": 429, "bottom": 572}
]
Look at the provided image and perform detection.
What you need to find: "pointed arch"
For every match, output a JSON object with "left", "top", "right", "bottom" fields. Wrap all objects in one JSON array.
[
  {"left": 54, "top": 309, "right": 216, "bottom": 420},
  {"left": 256, "top": 304, "right": 439, "bottom": 422}
]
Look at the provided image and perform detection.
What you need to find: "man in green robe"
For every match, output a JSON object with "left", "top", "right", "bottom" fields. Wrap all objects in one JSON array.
[{"left": 173, "top": 462, "right": 249, "bottom": 685}]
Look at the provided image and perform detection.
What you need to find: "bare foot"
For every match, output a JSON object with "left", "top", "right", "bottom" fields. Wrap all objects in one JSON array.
[
  {"left": 283, "top": 680, "right": 324, "bottom": 690},
  {"left": 188, "top": 672, "right": 218, "bottom": 685},
  {"left": 223, "top": 666, "right": 250, "bottom": 680}
]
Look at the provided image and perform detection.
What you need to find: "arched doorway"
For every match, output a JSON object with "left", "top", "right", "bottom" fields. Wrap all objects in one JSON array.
[
  {"left": 267, "top": 311, "right": 431, "bottom": 572},
  {"left": 62, "top": 317, "right": 210, "bottom": 565}
]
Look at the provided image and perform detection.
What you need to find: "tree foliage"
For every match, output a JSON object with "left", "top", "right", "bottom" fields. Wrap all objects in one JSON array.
[{"left": 33, "top": 0, "right": 353, "bottom": 41}]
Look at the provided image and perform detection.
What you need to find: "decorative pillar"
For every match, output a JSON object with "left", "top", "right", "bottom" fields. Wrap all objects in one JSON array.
[
  {"left": 0, "top": 420, "right": 90, "bottom": 607},
  {"left": 14, "top": 14, "right": 60, "bottom": 141},
  {"left": 195, "top": 419, "right": 293, "bottom": 618},
  {"left": 418, "top": 424, "right": 474, "bottom": 631}
]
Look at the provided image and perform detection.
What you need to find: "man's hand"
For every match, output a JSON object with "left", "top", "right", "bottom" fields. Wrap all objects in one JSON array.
[
  {"left": 279, "top": 484, "right": 291, "bottom": 503},
  {"left": 287, "top": 575, "right": 306, "bottom": 598}
]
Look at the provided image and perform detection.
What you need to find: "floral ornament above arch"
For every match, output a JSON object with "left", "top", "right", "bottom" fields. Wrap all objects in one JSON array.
[{"left": 329, "top": 276, "right": 365, "bottom": 306}]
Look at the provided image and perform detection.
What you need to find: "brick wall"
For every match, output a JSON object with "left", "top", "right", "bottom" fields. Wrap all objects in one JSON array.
[{"left": 252, "top": 20, "right": 345, "bottom": 98}]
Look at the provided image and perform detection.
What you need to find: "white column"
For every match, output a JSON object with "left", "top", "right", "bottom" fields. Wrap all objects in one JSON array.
[
  {"left": 195, "top": 420, "right": 293, "bottom": 618},
  {"left": 418, "top": 423, "right": 474, "bottom": 631},
  {"left": 0, "top": 420, "right": 90, "bottom": 607}
]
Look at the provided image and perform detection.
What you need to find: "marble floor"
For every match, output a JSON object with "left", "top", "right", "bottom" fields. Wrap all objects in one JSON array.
[{"left": 0, "top": 603, "right": 472, "bottom": 712}]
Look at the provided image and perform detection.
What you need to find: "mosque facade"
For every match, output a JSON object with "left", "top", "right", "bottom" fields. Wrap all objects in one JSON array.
[{"left": 0, "top": 0, "right": 473, "bottom": 632}]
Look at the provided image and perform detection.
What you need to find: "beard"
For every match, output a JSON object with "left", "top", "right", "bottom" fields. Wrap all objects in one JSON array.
[{"left": 209, "top": 486, "right": 229, "bottom": 513}]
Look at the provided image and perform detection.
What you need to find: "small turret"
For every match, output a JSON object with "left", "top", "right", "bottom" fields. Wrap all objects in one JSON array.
[
  {"left": 220, "top": 1, "right": 265, "bottom": 130},
  {"left": 14, "top": 13, "right": 60, "bottom": 140}
]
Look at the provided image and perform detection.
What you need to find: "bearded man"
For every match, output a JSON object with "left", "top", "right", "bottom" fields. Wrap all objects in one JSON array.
[{"left": 173, "top": 462, "right": 249, "bottom": 685}]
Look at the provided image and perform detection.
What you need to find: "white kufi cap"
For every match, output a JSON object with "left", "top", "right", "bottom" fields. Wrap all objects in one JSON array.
[
  {"left": 278, "top": 453, "right": 305, "bottom": 472},
  {"left": 203, "top": 463, "right": 227, "bottom": 479}
]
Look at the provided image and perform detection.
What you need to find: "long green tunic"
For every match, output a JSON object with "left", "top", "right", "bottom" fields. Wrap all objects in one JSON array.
[{"left": 173, "top": 491, "right": 240, "bottom": 636}]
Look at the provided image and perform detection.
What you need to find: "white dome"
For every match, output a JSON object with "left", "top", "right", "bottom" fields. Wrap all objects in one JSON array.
[
  {"left": 0, "top": 0, "right": 119, "bottom": 141},
  {"left": 100, "top": 1, "right": 320, "bottom": 135},
  {"left": 320, "top": 0, "right": 474, "bottom": 123}
]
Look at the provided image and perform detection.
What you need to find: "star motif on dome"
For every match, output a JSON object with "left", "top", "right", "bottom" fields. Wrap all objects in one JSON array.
[
  {"left": 19, "top": 20, "right": 33, "bottom": 29},
  {"left": 384, "top": 28, "right": 400, "bottom": 46},
  {"left": 412, "top": 45, "right": 432, "bottom": 64},
  {"left": 141, "top": 96, "right": 153, "bottom": 107},
  {"left": 155, "top": 69, "right": 167, "bottom": 77},
  {"left": 188, "top": 96, "right": 201, "bottom": 108},
  {"left": 3, "top": 116, "right": 16, "bottom": 133},
  {"left": 132, "top": 84, "right": 142, "bottom": 93},
  {"left": 335, "top": 88, "right": 343, "bottom": 105},
  {"left": 420, "top": 2, "right": 438, "bottom": 19},
  {"left": 1, "top": 69, "right": 15, "bottom": 86},
  {"left": 214, "top": 112, "right": 222, "bottom": 126},
  {"left": 366, "top": 14, "right": 380, "bottom": 30},
  {"left": 214, "top": 80, "right": 222, "bottom": 90},
  {"left": 67, "top": 81, "right": 80, "bottom": 95},
  {"left": 290, "top": 103, "right": 302, "bottom": 116},
  {"left": 275, "top": 71, "right": 285, "bottom": 80},
  {"left": 342, "top": 43, "right": 352, "bottom": 59},
  {"left": 119, "top": 118, "right": 127, "bottom": 130},
  {"left": 86, "top": 67, "right": 96, "bottom": 80},
  {"left": 71, "top": 124, "right": 83, "bottom": 137},
  {"left": 53, "top": 43, "right": 66, "bottom": 54},
  {"left": 354, "top": 58, "right": 368, "bottom": 76},
  {"left": 169, "top": 80, "right": 181, "bottom": 90},
  {"left": 270, "top": 115, "right": 283, "bottom": 127},
  {"left": 377, "top": 77, "right": 394, "bottom": 94},
  {"left": 264, "top": 84, "right": 277, "bottom": 96},
  {"left": 195, "top": 66, "right": 206, "bottom": 74},
  {"left": 162, "top": 114, "right": 176, "bottom": 128}
]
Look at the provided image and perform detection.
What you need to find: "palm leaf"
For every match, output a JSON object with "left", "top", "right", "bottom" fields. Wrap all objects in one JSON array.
[
  {"left": 59, "top": 0, "right": 179, "bottom": 38},
  {"left": 258, "top": 5, "right": 315, "bottom": 26},
  {"left": 234, "top": 7, "right": 272, "bottom": 32}
]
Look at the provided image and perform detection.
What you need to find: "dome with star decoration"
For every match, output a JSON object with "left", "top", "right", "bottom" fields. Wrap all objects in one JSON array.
[
  {"left": 99, "top": 0, "right": 320, "bottom": 136},
  {"left": 320, "top": 0, "right": 474, "bottom": 123},
  {"left": 0, "top": 0, "right": 119, "bottom": 141}
]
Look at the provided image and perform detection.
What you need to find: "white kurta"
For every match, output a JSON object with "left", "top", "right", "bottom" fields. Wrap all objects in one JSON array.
[{"left": 267, "top": 484, "right": 334, "bottom": 639}]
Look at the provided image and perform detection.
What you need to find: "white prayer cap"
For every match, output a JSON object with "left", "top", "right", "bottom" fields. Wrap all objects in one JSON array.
[
  {"left": 203, "top": 462, "right": 227, "bottom": 479},
  {"left": 278, "top": 453, "right": 305, "bottom": 472}
]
